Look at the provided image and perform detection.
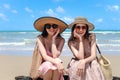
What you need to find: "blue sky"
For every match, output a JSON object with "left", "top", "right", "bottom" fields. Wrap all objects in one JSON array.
[{"left": 0, "top": 0, "right": 120, "bottom": 31}]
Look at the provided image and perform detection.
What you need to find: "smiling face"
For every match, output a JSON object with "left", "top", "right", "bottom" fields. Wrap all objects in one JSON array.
[
  {"left": 45, "top": 23, "right": 59, "bottom": 36},
  {"left": 74, "top": 23, "right": 87, "bottom": 37}
]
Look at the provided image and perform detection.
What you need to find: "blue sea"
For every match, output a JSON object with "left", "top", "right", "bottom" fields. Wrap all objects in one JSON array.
[{"left": 0, "top": 30, "right": 120, "bottom": 56}]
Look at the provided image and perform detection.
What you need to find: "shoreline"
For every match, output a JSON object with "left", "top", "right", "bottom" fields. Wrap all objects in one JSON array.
[{"left": 0, "top": 54, "right": 120, "bottom": 80}]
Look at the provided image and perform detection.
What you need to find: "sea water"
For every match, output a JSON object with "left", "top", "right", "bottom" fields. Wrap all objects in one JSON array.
[{"left": 0, "top": 30, "right": 120, "bottom": 56}]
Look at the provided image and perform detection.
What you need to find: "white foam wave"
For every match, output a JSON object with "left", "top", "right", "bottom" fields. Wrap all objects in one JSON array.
[
  {"left": 0, "top": 47, "right": 33, "bottom": 50},
  {"left": 102, "top": 50, "right": 120, "bottom": 51},
  {"left": 23, "top": 39, "right": 35, "bottom": 44},
  {"left": 93, "top": 31, "right": 120, "bottom": 34},
  {"left": 97, "top": 39, "right": 120, "bottom": 43},
  {"left": 0, "top": 42, "right": 25, "bottom": 46},
  {"left": 98, "top": 44, "right": 120, "bottom": 47}
]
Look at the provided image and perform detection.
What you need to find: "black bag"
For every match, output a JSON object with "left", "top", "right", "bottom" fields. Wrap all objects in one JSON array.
[
  {"left": 15, "top": 76, "right": 32, "bottom": 80},
  {"left": 113, "top": 76, "right": 120, "bottom": 80},
  {"left": 63, "top": 75, "right": 69, "bottom": 80}
]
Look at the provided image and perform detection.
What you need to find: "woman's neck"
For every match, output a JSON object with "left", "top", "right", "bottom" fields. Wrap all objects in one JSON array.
[
  {"left": 46, "top": 35, "right": 53, "bottom": 41},
  {"left": 75, "top": 37, "right": 85, "bottom": 41}
]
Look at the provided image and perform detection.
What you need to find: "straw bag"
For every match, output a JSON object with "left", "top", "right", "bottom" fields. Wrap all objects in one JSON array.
[
  {"left": 96, "top": 45, "right": 112, "bottom": 80},
  {"left": 30, "top": 40, "right": 43, "bottom": 80}
]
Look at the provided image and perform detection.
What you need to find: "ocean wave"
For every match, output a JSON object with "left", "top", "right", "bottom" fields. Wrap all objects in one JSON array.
[
  {"left": 93, "top": 31, "right": 120, "bottom": 34},
  {"left": 97, "top": 39, "right": 120, "bottom": 43},
  {"left": 0, "top": 47, "right": 33, "bottom": 50},
  {"left": 0, "top": 42, "right": 34, "bottom": 46},
  {"left": 23, "top": 39, "right": 35, "bottom": 44},
  {"left": 0, "top": 38, "right": 36, "bottom": 46},
  {"left": 102, "top": 50, "right": 120, "bottom": 51},
  {"left": 0, "top": 42, "right": 26, "bottom": 46},
  {"left": 98, "top": 44, "right": 120, "bottom": 47}
]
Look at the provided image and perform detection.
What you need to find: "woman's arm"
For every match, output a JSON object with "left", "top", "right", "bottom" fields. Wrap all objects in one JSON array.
[
  {"left": 84, "top": 33, "right": 96, "bottom": 63},
  {"left": 51, "top": 37, "right": 65, "bottom": 74},
  {"left": 78, "top": 41, "right": 84, "bottom": 59},
  {"left": 68, "top": 41, "right": 83, "bottom": 59},
  {"left": 68, "top": 38, "right": 84, "bottom": 59},
  {"left": 37, "top": 37, "right": 58, "bottom": 64},
  {"left": 52, "top": 38, "right": 65, "bottom": 58},
  {"left": 68, "top": 41, "right": 78, "bottom": 58}
]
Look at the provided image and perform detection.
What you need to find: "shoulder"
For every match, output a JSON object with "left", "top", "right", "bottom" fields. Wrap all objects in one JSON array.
[
  {"left": 37, "top": 35, "right": 42, "bottom": 40},
  {"left": 57, "top": 36, "right": 65, "bottom": 42},
  {"left": 89, "top": 33, "right": 96, "bottom": 41},
  {"left": 68, "top": 39, "right": 75, "bottom": 48},
  {"left": 89, "top": 33, "right": 96, "bottom": 37},
  {"left": 36, "top": 35, "right": 45, "bottom": 43}
]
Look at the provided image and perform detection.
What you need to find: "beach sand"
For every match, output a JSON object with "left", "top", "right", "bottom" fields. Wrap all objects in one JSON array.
[{"left": 0, "top": 54, "right": 120, "bottom": 80}]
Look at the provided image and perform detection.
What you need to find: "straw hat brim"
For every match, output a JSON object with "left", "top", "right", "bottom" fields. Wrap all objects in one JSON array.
[
  {"left": 69, "top": 21, "right": 94, "bottom": 31},
  {"left": 34, "top": 16, "right": 68, "bottom": 33}
]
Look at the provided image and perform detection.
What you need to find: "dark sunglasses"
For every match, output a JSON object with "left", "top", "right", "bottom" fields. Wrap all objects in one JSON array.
[
  {"left": 75, "top": 26, "right": 87, "bottom": 30},
  {"left": 45, "top": 23, "right": 58, "bottom": 29}
]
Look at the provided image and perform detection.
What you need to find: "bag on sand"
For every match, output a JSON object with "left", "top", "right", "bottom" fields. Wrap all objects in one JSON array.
[
  {"left": 30, "top": 40, "right": 43, "bottom": 80},
  {"left": 97, "top": 45, "right": 112, "bottom": 80}
]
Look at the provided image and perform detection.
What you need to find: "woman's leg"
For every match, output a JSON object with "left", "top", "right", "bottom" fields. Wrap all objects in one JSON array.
[
  {"left": 43, "top": 70, "right": 52, "bottom": 80},
  {"left": 52, "top": 70, "right": 60, "bottom": 80}
]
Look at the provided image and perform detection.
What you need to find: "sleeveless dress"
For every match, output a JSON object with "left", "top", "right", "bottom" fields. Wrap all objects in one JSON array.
[
  {"left": 67, "top": 34, "right": 105, "bottom": 80},
  {"left": 38, "top": 50, "right": 64, "bottom": 80}
]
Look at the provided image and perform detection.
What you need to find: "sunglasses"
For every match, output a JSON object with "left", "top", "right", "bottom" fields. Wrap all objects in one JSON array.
[
  {"left": 45, "top": 23, "right": 58, "bottom": 29},
  {"left": 75, "top": 26, "right": 87, "bottom": 30}
]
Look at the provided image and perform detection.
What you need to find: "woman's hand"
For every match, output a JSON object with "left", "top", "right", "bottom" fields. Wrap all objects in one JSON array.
[
  {"left": 77, "top": 59, "right": 86, "bottom": 77},
  {"left": 55, "top": 58, "right": 64, "bottom": 74},
  {"left": 52, "top": 29, "right": 60, "bottom": 40},
  {"left": 74, "top": 30, "right": 82, "bottom": 41},
  {"left": 57, "top": 62, "right": 64, "bottom": 74}
]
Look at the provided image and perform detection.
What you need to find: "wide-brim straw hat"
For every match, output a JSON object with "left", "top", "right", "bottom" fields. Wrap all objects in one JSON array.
[
  {"left": 69, "top": 17, "right": 94, "bottom": 30},
  {"left": 34, "top": 16, "right": 68, "bottom": 33}
]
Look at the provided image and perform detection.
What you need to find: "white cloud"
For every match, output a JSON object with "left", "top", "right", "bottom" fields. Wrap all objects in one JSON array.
[
  {"left": 45, "top": 9, "right": 57, "bottom": 16},
  {"left": 53, "top": 0, "right": 61, "bottom": 2},
  {"left": 62, "top": 16, "right": 73, "bottom": 23},
  {"left": 106, "top": 5, "right": 119, "bottom": 11},
  {"left": 24, "top": 7, "right": 35, "bottom": 18},
  {"left": 3, "top": 3, "right": 18, "bottom": 14},
  {"left": 112, "top": 18, "right": 117, "bottom": 21},
  {"left": 56, "top": 6, "right": 65, "bottom": 13},
  {"left": 3, "top": 4, "right": 10, "bottom": 10},
  {"left": 96, "top": 18, "right": 103, "bottom": 23},
  {"left": 25, "top": 7, "right": 33, "bottom": 13},
  {"left": 0, "top": 13, "right": 8, "bottom": 21},
  {"left": 11, "top": 10, "right": 18, "bottom": 14},
  {"left": 112, "top": 17, "right": 120, "bottom": 22},
  {"left": 31, "top": 14, "right": 35, "bottom": 18}
]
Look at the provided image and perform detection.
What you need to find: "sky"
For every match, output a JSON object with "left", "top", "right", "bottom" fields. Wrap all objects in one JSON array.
[{"left": 0, "top": 0, "right": 120, "bottom": 31}]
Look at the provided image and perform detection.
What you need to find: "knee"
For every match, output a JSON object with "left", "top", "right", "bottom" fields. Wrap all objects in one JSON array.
[
  {"left": 46, "top": 70, "right": 53, "bottom": 75},
  {"left": 43, "top": 70, "right": 53, "bottom": 80}
]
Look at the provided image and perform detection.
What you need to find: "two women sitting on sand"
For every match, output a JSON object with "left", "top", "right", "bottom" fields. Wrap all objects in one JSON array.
[{"left": 30, "top": 16, "right": 105, "bottom": 80}]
